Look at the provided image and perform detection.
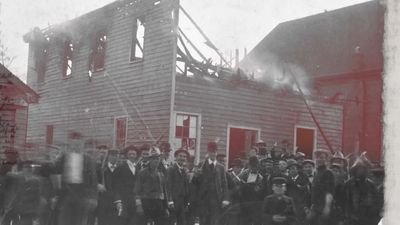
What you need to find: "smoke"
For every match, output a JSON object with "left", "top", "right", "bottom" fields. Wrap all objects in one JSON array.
[{"left": 240, "top": 53, "right": 312, "bottom": 95}]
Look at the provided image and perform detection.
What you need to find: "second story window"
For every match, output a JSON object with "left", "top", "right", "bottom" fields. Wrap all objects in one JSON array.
[
  {"left": 130, "top": 18, "right": 145, "bottom": 62},
  {"left": 62, "top": 39, "right": 73, "bottom": 77},
  {"left": 89, "top": 31, "right": 107, "bottom": 72}
]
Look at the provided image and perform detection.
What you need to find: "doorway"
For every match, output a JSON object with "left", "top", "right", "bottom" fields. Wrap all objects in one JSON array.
[
  {"left": 227, "top": 126, "right": 259, "bottom": 168},
  {"left": 294, "top": 126, "right": 317, "bottom": 159}
]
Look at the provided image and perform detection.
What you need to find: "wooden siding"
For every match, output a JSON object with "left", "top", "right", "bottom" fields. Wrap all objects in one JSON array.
[
  {"left": 26, "top": 0, "right": 179, "bottom": 147},
  {"left": 174, "top": 75, "right": 343, "bottom": 161}
]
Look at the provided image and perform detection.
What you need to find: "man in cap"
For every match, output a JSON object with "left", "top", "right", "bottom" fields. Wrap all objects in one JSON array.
[
  {"left": 302, "top": 160, "right": 315, "bottom": 184},
  {"left": 295, "top": 152, "right": 306, "bottom": 166},
  {"left": 309, "top": 149, "right": 335, "bottom": 225},
  {"left": 196, "top": 142, "right": 229, "bottom": 225},
  {"left": 262, "top": 177, "right": 296, "bottom": 225},
  {"left": 159, "top": 142, "right": 172, "bottom": 175},
  {"left": 113, "top": 145, "right": 142, "bottom": 225},
  {"left": 238, "top": 156, "right": 264, "bottom": 225},
  {"left": 134, "top": 146, "right": 168, "bottom": 225},
  {"left": 255, "top": 140, "right": 270, "bottom": 159},
  {"left": 166, "top": 148, "right": 190, "bottom": 225},
  {"left": 286, "top": 160, "right": 310, "bottom": 225},
  {"left": 52, "top": 131, "right": 98, "bottom": 225},
  {"left": 96, "top": 149, "right": 120, "bottom": 225},
  {"left": 260, "top": 158, "right": 274, "bottom": 196},
  {"left": 344, "top": 155, "right": 380, "bottom": 225}
]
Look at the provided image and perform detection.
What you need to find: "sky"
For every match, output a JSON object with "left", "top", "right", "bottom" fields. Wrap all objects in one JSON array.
[{"left": 0, "top": 0, "right": 370, "bottom": 82}]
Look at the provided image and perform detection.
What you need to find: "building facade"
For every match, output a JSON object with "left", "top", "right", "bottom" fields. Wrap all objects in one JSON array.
[{"left": 24, "top": 0, "right": 343, "bottom": 165}]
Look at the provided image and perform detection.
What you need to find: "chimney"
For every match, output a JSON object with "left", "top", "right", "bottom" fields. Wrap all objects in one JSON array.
[{"left": 235, "top": 49, "right": 239, "bottom": 69}]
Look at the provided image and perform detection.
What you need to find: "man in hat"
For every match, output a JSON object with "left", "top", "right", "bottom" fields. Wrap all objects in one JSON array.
[
  {"left": 238, "top": 156, "right": 264, "bottom": 225},
  {"left": 137, "top": 144, "right": 151, "bottom": 171},
  {"left": 262, "top": 177, "right": 296, "bottom": 225},
  {"left": 216, "top": 153, "right": 227, "bottom": 167},
  {"left": 134, "top": 146, "right": 168, "bottom": 225},
  {"left": 159, "top": 142, "right": 172, "bottom": 175},
  {"left": 295, "top": 152, "right": 306, "bottom": 166},
  {"left": 113, "top": 145, "right": 142, "bottom": 225},
  {"left": 96, "top": 149, "right": 119, "bottom": 225},
  {"left": 286, "top": 160, "right": 310, "bottom": 225},
  {"left": 309, "top": 149, "right": 335, "bottom": 225},
  {"left": 260, "top": 158, "right": 274, "bottom": 196},
  {"left": 302, "top": 160, "right": 315, "bottom": 184},
  {"left": 255, "top": 140, "right": 270, "bottom": 159},
  {"left": 166, "top": 148, "right": 190, "bottom": 225},
  {"left": 52, "top": 131, "right": 98, "bottom": 225},
  {"left": 344, "top": 157, "right": 380, "bottom": 225},
  {"left": 196, "top": 142, "right": 229, "bottom": 225}
]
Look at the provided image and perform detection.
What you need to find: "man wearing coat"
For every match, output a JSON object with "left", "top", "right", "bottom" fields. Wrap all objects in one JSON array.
[
  {"left": 52, "top": 132, "right": 98, "bottom": 225},
  {"left": 96, "top": 149, "right": 119, "bottom": 225},
  {"left": 166, "top": 148, "right": 190, "bottom": 225},
  {"left": 195, "top": 142, "right": 229, "bottom": 225},
  {"left": 113, "top": 145, "right": 142, "bottom": 225}
]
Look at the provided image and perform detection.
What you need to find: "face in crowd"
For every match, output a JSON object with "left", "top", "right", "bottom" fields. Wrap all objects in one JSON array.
[
  {"left": 302, "top": 163, "right": 314, "bottom": 177},
  {"left": 127, "top": 150, "right": 138, "bottom": 163},
  {"left": 278, "top": 160, "right": 287, "bottom": 172},
  {"left": 272, "top": 183, "right": 286, "bottom": 195},
  {"left": 108, "top": 153, "right": 118, "bottom": 165},
  {"left": 176, "top": 152, "right": 188, "bottom": 167},
  {"left": 208, "top": 151, "right": 217, "bottom": 161},
  {"left": 315, "top": 152, "right": 329, "bottom": 167},
  {"left": 288, "top": 165, "right": 299, "bottom": 177}
]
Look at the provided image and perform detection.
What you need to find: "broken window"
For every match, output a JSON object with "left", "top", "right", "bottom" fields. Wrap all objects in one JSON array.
[
  {"left": 62, "top": 39, "right": 73, "bottom": 77},
  {"left": 89, "top": 31, "right": 107, "bottom": 72},
  {"left": 175, "top": 113, "right": 198, "bottom": 154},
  {"left": 114, "top": 117, "right": 128, "bottom": 149},
  {"left": 130, "top": 18, "right": 145, "bottom": 61}
]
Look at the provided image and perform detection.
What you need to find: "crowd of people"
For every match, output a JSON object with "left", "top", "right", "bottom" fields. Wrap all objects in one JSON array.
[{"left": 0, "top": 132, "right": 384, "bottom": 225}]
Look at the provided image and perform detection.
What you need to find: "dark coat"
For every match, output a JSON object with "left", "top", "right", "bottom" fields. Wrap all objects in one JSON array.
[
  {"left": 311, "top": 166, "right": 335, "bottom": 212},
  {"left": 166, "top": 164, "right": 189, "bottom": 211},
  {"left": 262, "top": 194, "right": 296, "bottom": 225},
  {"left": 97, "top": 166, "right": 118, "bottom": 225},
  {"left": 195, "top": 160, "right": 229, "bottom": 204},
  {"left": 113, "top": 161, "right": 138, "bottom": 215}
]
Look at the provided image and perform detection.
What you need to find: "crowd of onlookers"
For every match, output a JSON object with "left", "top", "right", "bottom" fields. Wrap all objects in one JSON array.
[{"left": 0, "top": 133, "right": 384, "bottom": 225}]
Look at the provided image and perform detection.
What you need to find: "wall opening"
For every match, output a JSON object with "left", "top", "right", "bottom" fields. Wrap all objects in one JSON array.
[
  {"left": 227, "top": 127, "right": 258, "bottom": 168},
  {"left": 294, "top": 126, "right": 316, "bottom": 159}
]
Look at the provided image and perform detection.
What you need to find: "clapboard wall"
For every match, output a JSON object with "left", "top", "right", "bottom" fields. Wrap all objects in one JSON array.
[
  {"left": 174, "top": 75, "right": 343, "bottom": 161},
  {"left": 26, "top": 0, "right": 179, "bottom": 146}
]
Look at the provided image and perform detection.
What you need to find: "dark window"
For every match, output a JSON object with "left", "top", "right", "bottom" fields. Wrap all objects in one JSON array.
[
  {"left": 89, "top": 31, "right": 107, "bottom": 72},
  {"left": 62, "top": 40, "right": 73, "bottom": 77},
  {"left": 295, "top": 127, "right": 316, "bottom": 158},
  {"left": 130, "top": 18, "right": 145, "bottom": 61},
  {"left": 46, "top": 125, "right": 54, "bottom": 145}
]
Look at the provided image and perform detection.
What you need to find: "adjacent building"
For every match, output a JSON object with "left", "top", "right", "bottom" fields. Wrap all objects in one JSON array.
[{"left": 241, "top": 0, "right": 384, "bottom": 163}]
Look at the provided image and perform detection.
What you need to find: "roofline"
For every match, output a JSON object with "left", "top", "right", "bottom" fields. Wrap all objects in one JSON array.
[
  {"left": 0, "top": 64, "right": 39, "bottom": 104},
  {"left": 313, "top": 68, "right": 382, "bottom": 83}
]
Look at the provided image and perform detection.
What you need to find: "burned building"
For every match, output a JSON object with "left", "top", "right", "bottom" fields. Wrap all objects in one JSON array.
[
  {"left": 241, "top": 0, "right": 384, "bottom": 163},
  {"left": 23, "top": 0, "right": 343, "bottom": 165}
]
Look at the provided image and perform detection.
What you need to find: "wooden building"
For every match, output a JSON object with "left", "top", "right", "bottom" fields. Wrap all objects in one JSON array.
[
  {"left": 24, "top": 0, "right": 343, "bottom": 165},
  {"left": 0, "top": 63, "right": 39, "bottom": 153},
  {"left": 240, "top": 0, "right": 384, "bottom": 163}
]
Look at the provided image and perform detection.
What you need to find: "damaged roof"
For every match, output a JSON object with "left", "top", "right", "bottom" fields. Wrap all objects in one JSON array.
[
  {"left": 240, "top": 0, "right": 384, "bottom": 77},
  {"left": 0, "top": 63, "right": 39, "bottom": 104}
]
